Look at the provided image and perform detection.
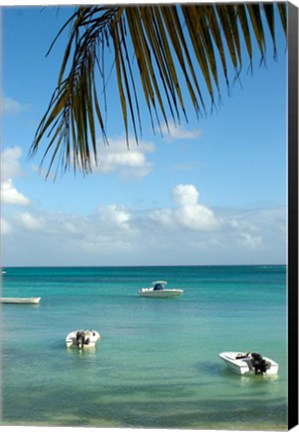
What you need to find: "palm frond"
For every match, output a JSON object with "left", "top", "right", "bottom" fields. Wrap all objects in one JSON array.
[{"left": 30, "top": 3, "right": 287, "bottom": 177}]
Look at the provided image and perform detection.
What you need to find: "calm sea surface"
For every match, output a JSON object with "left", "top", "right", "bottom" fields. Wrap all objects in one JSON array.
[{"left": 1, "top": 265, "right": 287, "bottom": 429}]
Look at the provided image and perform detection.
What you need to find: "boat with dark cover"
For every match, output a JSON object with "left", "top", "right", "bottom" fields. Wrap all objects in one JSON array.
[
  {"left": 65, "top": 329, "right": 101, "bottom": 348},
  {"left": 219, "top": 351, "right": 279, "bottom": 375},
  {"left": 138, "top": 281, "right": 183, "bottom": 298}
]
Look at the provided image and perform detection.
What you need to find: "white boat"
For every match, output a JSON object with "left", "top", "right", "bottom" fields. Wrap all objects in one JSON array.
[
  {"left": 66, "top": 329, "right": 101, "bottom": 348},
  {"left": 138, "top": 281, "right": 183, "bottom": 298},
  {"left": 0, "top": 297, "right": 41, "bottom": 304},
  {"left": 219, "top": 351, "right": 279, "bottom": 376}
]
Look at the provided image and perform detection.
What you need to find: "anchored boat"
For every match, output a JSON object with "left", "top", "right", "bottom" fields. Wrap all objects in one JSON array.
[
  {"left": 0, "top": 297, "right": 41, "bottom": 304},
  {"left": 138, "top": 281, "right": 183, "bottom": 298},
  {"left": 66, "top": 329, "right": 101, "bottom": 348},
  {"left": 219, "top": 351, "right": 279, "bottom": 375}
]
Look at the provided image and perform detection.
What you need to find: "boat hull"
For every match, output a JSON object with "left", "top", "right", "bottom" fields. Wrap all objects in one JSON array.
[
  {"left": 0, "top": 297, "right": 41, "bottom": 304},
  {"left": 139, "top": 289, "right": 183, "bottom": 298},
  {"left": 219, "top": 352, "right": 279, "bottom": 375}
]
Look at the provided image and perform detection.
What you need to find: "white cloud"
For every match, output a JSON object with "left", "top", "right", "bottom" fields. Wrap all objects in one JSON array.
[
  {"left": 176, "top": 204, "right": 221, "bottom": 231},
  {"left": 3, "top": 204, "right": 139, "bottom": 265},
  {"left": 1, "top": 179, "right": 31, "bottom": 206},
  {"left": 1, "top": 201, "right": 287, "bottom": 266},
  {"left": 172, "top": 184, "right": 199, "bottom": 206},
  {"left": 149, "top": 208, "right": 174, "bottom": 228},
  {"left": 1, "top": 96, "right": 31, "bottom": 115},
  {"left": 17, "top": 212, "right": 44, "bottom": 230},
  {"left": 1, "top": 218, "right": 12, "bottom": 235},
  {"left": 91, "top": 138, "right": 155, "bottom": 177},
  {"left": 97, "top": 151, "right": 148, "bottom": 174},
  {"left": 240, "top": 232, "right": 262, "bottom": 248},
  {"left": 98, "top": 204, "right": 131, "bottom": 229},
  {"left": 161, "top": 122, "right": 202, "bottom": 140},
  {"left": 1, "top": 178, "right": 286, "bottom": 266},
  {"left": 151, "top": 184, "right": 221, "bottom": 231},
  {"left": 1, "top": 146, "right": 24, "bottom": 180}
]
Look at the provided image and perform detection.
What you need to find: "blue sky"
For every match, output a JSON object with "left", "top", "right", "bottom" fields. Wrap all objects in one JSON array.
[{"left": 1, "top": 5, "right": 288, "bottom": 266}]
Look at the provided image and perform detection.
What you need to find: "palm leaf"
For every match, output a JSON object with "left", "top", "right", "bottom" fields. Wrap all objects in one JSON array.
[
  {"left": 237, "top": 4, "right": 253, "bottom": 69},
  {"left": 30, "top": 3, "right": 288, "bottom": 177},
  {"left": 246, "top": 4, "right": 267, "bottom": 63}
]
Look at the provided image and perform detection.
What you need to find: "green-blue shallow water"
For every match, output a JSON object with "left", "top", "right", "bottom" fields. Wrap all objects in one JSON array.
[{"left": 1, "top": 265, "right": 287, "bottom": 429}]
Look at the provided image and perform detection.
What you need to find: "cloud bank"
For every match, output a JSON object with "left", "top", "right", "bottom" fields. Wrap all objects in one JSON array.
[
  {"left": 2, "top": 182, "right": 286, "bottom": 266},
  {"left": 1, "top": 146, "right": 286, "bottom": 267}
]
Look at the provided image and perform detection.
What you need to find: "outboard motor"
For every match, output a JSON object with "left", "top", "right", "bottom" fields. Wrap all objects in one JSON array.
[
  {"left": 76, "top": 331, "right": 85, "bottom": 349},
  {"left": 251, "top": 352, "right": 267, "bottom": 375}
]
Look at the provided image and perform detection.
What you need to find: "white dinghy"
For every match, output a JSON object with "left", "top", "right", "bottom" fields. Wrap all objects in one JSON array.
[
  {"left": 138, "top": 281, "right": 183, "bottom": 298},
  {"left": 66, "top": 329, "right": 101, "bottom": 349},
  {"left": 0, "top": 297, "right": 41, "bottom": 304},
  {"left": 219, "top": 351, "right": 279, "bottom": 376}
]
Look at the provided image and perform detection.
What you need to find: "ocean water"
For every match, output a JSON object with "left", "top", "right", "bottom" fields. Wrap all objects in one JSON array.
[{"left": 1, "top": 265, "right": 287, "bottom": 430}]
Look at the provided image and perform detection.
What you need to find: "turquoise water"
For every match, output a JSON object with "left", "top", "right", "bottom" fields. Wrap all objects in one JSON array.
[{"left": 1, "top": 266, "right": 287, "bottom": 429}]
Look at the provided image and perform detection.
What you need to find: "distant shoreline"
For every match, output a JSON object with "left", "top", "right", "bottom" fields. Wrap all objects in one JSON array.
[{"left": 1, "top": 263, "right": 287, "bottom": 269}]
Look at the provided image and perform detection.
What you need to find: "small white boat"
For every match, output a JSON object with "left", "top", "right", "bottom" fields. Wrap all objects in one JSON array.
[
  {"left": 219, "top": 351, "right": 279, "bottom": 376},
  {"left": 0, "top": 297, "right": 41, "bottom": 304},
  {"left": 66, "top": 329, "right": 101, "bottom": 349},
  {"left": 138, "top": 281, "right": 183, "bottom": 298}
]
